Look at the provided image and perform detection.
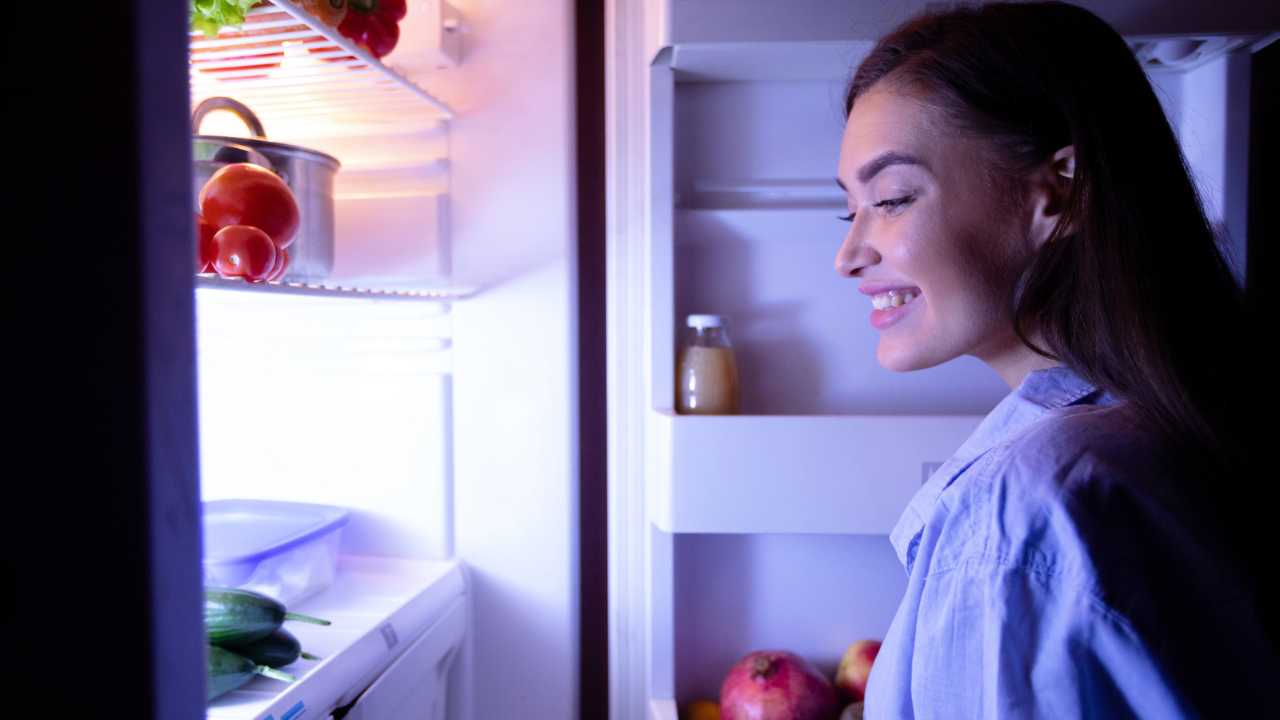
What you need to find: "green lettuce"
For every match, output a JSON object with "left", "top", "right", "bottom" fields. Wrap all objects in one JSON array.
[{"left": 190, "top": 0, "right": 263, "bottom": 38}]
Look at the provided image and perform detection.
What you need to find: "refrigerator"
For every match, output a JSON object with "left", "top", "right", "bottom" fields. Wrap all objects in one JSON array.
[{"left": 4, "top": 0, "right": 1275, "bottom": 719}]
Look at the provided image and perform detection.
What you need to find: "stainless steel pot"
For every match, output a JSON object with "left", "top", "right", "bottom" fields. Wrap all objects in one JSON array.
[{"left": 193, "top": 97, "right": 341, "bottom": 283}]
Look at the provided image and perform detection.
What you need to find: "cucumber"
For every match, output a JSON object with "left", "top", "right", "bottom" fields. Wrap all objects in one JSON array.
[
  {"left": 207, "top": 644, "right": 297, "bottom": 702},
  {"left": 205, "top": 587, "right": 331, "bottom": 645},
  {"left": 223, "top": 627, "right": 321, "bottom": 668}
]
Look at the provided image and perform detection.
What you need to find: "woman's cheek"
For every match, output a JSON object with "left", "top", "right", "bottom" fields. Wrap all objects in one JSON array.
[{"left": 888, "top": 222, "right": 932, "bottom": 287}]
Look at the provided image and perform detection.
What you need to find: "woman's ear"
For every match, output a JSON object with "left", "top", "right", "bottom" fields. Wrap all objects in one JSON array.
[
  {"left": 1053, "top": 145, "right": 1075, "bottom": 180},
  {"left": 1029, "top": 144, "right": 1076, "bottom": 250}
]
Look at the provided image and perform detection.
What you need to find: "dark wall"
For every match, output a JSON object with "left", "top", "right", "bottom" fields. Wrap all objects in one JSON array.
[
  {"left": 576, "top": 0, "right": 609, "bottom": 716},
  {"left": 1247, "top": 39, "right": 1276, "bottom": 318}
]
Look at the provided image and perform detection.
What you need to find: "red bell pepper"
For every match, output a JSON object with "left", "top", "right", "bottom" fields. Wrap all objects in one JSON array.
[{"left": 338, "top": 0, "right": 406, "bottom": 58}]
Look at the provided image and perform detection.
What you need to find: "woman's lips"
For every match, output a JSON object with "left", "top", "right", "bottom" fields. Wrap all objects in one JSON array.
[
  {"left": 858, "top": 283, "right": 922, "bottom": 296},
  {"left": 870, "top": 293, "right": 920, "bottom": 330}
]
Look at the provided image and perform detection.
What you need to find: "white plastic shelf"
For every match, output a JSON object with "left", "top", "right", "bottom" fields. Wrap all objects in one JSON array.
[
  {"left": 650, "top": 698, "right": 678, "bottom": 720},
  {"left": 189, "top": 1, "right": 454, "bottom": 138},
  {"left": 1126, "top": 33, "right": 1272, "bottom": 73},
  {"left": 647, "top": 410, "right": 982, "bottom": 534},
  {"left": 205, "top": 555, "right": 466, "bottom": 720}
]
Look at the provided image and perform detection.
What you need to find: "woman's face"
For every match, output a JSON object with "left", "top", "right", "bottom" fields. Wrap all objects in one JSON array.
[{"left": 835, "top": 84, "right": 1036, "bottom": 381}]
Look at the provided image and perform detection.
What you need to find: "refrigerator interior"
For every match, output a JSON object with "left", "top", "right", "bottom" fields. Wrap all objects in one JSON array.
[
  {"left": 640, "top": 4, "right": 1273, "bottom": 713},
  {"left": 193, "top": 0, "right": 580, "bottom": 718}
]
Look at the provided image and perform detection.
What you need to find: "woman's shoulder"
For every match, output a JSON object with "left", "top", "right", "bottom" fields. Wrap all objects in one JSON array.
[
  {"left": 953, "top": 402, "right": 1169, "bottom": 514},
  {"left": 1005, "top": 401, "right": 1174, "bottom": 495},
  {"left": 953, "top": 401, "right": 1244, "bottom": 604},
  {"left": 931, "top": 406, "right": 1141, "bottom": 580}
]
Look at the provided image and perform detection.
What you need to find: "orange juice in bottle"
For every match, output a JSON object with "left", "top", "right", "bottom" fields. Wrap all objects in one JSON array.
[{"left": 676, "top": 314, "right": 740, "bottom": 414}]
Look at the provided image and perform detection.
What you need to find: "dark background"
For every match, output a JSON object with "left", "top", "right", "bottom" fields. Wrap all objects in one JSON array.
[{"left": 576, "top": 0, "right": 610, "bottom": 717}]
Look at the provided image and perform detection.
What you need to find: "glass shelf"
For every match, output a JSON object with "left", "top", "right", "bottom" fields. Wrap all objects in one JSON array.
[
  {"left": 196, "top": 275, "right": 477, "bottom": 301},
  {"left": 189, "top": 0, "right": 455, "bottom": 139}
]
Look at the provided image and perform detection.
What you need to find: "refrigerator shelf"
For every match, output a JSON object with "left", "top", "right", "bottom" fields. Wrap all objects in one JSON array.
[
  {"left": 1126, "top": 33, "right": 1272, "bottom": 73},
  {"left": 189, "top": 1, "right": 457, "bottom": 140},
  {"left": 196, "top": 275, "right": 478, "bottom": 301},
  {"left": 205, "top": 554, "right": 466, "bottom": 720},
  {"left": 647, "top": 410, "right": 982, "bottom": 534}
]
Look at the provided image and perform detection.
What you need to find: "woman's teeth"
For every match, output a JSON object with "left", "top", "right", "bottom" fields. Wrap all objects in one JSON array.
[{"left": 872, "top": 290, "right": 919, "bottom": 310}]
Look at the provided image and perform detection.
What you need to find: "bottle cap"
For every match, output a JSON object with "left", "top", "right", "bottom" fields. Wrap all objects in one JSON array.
[{"left": 686, "top": 314, "right": 726, "bottom": 329}]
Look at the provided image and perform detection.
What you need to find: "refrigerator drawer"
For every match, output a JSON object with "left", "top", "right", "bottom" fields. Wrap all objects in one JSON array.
[{"left": 336, "top": 598, "right": 467, "bottom": 720}]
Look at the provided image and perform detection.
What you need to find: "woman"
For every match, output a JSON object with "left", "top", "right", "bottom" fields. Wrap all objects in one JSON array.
[{"left": 832, "top": 2, "right": 1275, "bottom": 717}]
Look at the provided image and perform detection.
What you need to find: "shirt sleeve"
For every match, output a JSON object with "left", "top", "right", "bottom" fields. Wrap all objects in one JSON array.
[{"left": 909, "top": 561, "right": 1191, "bottom": 719}]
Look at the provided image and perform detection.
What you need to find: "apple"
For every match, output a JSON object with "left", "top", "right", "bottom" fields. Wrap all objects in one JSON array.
[{"left": 833, "top": 639, "right": 881, "bottom": 702}]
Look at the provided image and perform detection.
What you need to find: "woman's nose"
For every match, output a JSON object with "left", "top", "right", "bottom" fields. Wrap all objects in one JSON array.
[{"left": 834, "top": 230, "right": 868, "bottom": 277}]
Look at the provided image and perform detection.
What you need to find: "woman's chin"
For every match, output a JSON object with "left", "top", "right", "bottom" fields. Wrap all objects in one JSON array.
[
  {"left": 877, "top": 336, "right": 948, "bottom": 373},
  {"left": 876, "top": 343, "right": 917, "bottom": 372}
]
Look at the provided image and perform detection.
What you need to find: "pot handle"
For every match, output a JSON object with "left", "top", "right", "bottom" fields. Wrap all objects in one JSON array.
[{"left": 192, "top": 97, "right": 267, "bottom": 138}]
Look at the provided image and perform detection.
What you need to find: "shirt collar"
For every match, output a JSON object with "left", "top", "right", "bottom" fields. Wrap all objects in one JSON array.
[{"left": 888, "top": 364, "right": 1110, "bottom": 570}]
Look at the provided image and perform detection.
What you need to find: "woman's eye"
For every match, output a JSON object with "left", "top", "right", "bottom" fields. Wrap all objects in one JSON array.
[
  {"left": 876, "top": 195, "right": 914, "bottom": 211},
  {"left": 838, "top": 196, "right": 913, "bottom": 223}
]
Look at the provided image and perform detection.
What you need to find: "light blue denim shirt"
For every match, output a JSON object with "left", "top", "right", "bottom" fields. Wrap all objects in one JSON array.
[{"left": 864, "top": 364, "right": 1278, "bottom": 719}]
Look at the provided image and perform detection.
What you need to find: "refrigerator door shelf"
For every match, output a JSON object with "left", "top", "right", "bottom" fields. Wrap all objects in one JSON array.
[
  {"left": 206, "top": 555, "right": 467, "bottom": 720},
  {"left": 650, "top": 698, "right": 678, "bottom": 720},
  {"left": 648, "top": 409, "right": 981, "bottom": 534}
]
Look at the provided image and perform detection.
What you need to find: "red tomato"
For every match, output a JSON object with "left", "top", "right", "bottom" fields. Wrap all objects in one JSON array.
[
  {"left": 196, "top": 213, "right": 219, "bottom": 273},
  {"left": 267, "top": 248, "right": 290, "bottom": 282},
  {"left": 378, "top": 0, "right": 407, "bottom": 22},
  {"left": 213, "top": 225, "right": 277, "bottom": 283},
  {"left": 200, "top": 163, "right": 300, "bottom": 250},
  {"left": 338, "top": 3, "right": 401, "bottom": 58}
]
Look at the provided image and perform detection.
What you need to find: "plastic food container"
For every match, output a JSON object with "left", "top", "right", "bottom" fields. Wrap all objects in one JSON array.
[{"left": 203, "top": 499, "right": 350, "bottom": 607}]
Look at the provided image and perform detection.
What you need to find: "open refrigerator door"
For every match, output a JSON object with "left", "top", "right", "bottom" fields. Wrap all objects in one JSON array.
[{"left": 604, "top": 2, "right": 1277, "bottom": 718}]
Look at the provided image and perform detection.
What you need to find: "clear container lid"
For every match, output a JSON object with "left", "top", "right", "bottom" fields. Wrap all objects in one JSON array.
[
  {"left": 203, "top": 499, "right": 350, "bottom": 564},
  {"left": 686, "top": 314, "right": 726, "bottom": 329}
]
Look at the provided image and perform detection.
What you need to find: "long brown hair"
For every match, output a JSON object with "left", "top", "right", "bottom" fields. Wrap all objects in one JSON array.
[{"left": 844, "top": 1, "right": 1269, "bottom": 643}]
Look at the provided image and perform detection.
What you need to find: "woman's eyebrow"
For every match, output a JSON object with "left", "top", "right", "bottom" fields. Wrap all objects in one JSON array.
[{"left": 836, "top": 151, "right": 929, "bottom": 191}]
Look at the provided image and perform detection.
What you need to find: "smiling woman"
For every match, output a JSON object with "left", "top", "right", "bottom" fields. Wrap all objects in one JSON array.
[
  {"left": 834, "top": 85, "right": 1069, "bottom": 386},
  {"left": 831, "top": 2, "right": 1273, "bottom": 719}
]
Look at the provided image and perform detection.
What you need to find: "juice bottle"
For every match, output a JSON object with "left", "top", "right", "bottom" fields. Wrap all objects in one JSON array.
[{"left": 676, "top": 314, "right": 740, "bottom": 414}]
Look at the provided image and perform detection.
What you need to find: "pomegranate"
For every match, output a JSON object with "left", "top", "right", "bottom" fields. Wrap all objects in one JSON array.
[{"left": 720, "top": 650, "right": 840, "bottom": 720}]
